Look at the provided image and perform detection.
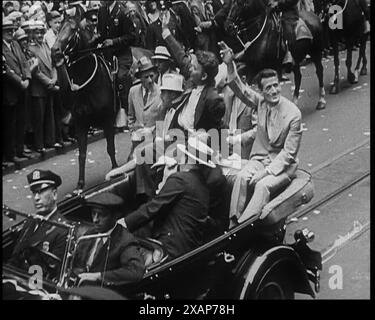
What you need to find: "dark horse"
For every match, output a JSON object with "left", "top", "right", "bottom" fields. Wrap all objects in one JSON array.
[
  {"left": 324, "top": 0, "right": 369, "bottom": 94},
  {"left": 51, "top": 10, "right": 118, "bottom": 192},
  {"left": 225, "top": 0, "right": 327, "bottom": 109}
]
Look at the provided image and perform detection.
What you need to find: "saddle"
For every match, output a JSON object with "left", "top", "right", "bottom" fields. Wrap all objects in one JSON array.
[{"left": 295, "top": 18, "right": 313, "bottom": 41}]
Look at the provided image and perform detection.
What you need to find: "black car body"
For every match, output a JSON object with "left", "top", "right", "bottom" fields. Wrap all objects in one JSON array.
[{"left": 3, "top": 169, "right": 321, "bottom": 300}]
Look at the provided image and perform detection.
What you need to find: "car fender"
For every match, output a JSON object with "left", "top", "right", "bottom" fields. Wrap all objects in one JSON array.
[{"left": 233, "top": 245, "right": 315, "bottom": 299}]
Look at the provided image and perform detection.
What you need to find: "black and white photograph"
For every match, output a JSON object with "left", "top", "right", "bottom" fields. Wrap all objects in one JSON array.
[{"left": 2, "top": 0, "right": 370, "bottom": 305}]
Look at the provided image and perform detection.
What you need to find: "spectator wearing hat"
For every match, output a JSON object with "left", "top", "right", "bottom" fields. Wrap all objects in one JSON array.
[
  {"left": 145, "top": 2, "right": 185, "bottom": 52},
  {"left": 8, "top": 169, "right": 69, "bottom": 280},
  {"left": 44, "top": 10, "right": 61, "bottom": 49},
  {"left": 190, "top": 0, "right": 221, "bottom": 57},
  {"left": 81, "top": 8, "right": 100, "bottom": 47},
  {"left": 2, "top": 19, "right": 32, "bottom": 165},
  {"left": 124, "top": 1, "right": 148, "bottom": 47},
  {"left": 151, "top": 45, "right": 178, "bottom": 87},
  {"left": 96, "top": 0, "right": 136, "bottom": 130},
  {"left": 122, "top": 135, "right": 216, "bottom": 260},
  {"left": 128, "top": 56, "right": 162, "bottom": 134},
  {"left": 6, "top": 10, "right": 23, "bottom": 28},
  {"left": 29, "top": 21, "right": 62, "bottom": 152},
  {"left": 21, "top": 20, "right": 35, "bottom": 45},
  {"left": 72, "top": 192, "right": 145, "bottom": 286},
  {"left": 15, "top": 27, "right": 39, "bottom": 153}
]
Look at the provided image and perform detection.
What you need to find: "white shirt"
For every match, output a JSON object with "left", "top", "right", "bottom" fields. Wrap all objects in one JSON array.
[
  {"left": 44, "top": 28, "right": 57, "bottom": 49},
  {"left": 85, "top": 224, "right": 117, "bottom": 268},
  {"left": 178, "top": 85, "right": 205, "bottom": 131},
  {"left": 3, "top": 39, "right": 12, "bottom": 51}
]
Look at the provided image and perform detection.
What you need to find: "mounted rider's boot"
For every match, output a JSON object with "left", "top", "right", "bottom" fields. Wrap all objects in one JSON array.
[{"left": 282, "top": 44, "right": 294, "bottom": 74}]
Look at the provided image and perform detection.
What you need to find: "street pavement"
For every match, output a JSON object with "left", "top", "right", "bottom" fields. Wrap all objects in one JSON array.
[{"left": 2, "top": 44, "right": 371, "bottom": 299}]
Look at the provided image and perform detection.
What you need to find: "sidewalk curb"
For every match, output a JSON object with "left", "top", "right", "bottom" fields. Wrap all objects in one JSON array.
[{"left": 2, "top": 131, "right": 105, "bottom": 176}]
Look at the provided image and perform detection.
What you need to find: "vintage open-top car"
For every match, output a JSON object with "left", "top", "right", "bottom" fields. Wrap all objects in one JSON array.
[{"left": 3, "top": 167, "right": 322, "bottom": 300}]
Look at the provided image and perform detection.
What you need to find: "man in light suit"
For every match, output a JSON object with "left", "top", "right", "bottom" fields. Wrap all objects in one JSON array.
[
  {"left": 128, "top": 56, "right": 162, "bottom": 132},
  {"left": 29, "top": 21, "right": 61, "bottom": 153},
  {"left": 220, "top": 42, "right": 302, "bottom": 225}
]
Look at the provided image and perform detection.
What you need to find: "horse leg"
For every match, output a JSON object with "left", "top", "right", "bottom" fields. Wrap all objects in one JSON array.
[
  {"left": 346, "top": 44, "right": 356, "bottom": 84},
  {"left": 292, "top": 63, "right": 302, "bottom": 108},
  {"left": 75, "top": 124, "right": 89, "bottom": 193},
  {"left": 359, "top": 35, "right": 368, "bottom": 75},
  {"left": 329, "top": 38, "right": 340, "bottom": 94},
  {"left": 103, "top": 122, "right": 118, "bottom": 170},
  {"left": 312, "top": 51, "right": 326, "bottom": 110}
]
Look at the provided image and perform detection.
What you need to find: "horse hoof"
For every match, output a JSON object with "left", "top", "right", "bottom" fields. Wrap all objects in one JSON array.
[
  {"left": 347, "top": 73, "right": 356, "bottom": 84},
  {"left": 360, "top": 68, "right": 367, "bottom": 76},
  {"left": 316, "top": 101, "right": 326, "bottom": 110},
  {"left": 330, "top": 85, "right": 339, "bottom": 94}
]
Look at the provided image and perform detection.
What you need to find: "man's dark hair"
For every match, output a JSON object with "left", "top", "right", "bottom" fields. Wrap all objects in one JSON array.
[
  {"left": 195, "top": 50, "right": 219, "bottom": 85},
  {"left": 255, "top": 68, "right": 278, "bottom": 90}
]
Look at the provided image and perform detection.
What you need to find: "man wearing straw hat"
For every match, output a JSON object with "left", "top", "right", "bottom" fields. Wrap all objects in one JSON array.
[
  {"left": 151, "top": 45, "right": 178, "bottom": 86},
  {"left": 29, "top": 20, "right": 62, "bottom": 152}
]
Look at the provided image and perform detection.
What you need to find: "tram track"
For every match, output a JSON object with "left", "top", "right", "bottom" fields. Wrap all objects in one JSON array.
[{"left": 287, "top": 139, "right": 370, "bottom": 225}]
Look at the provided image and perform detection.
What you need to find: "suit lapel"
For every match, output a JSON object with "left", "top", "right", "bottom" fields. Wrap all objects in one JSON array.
[
  {"left": 35, "top": 43, "right": 52, "bottom": 72},
  {"left": 194, "top": 86, "right": 208, "bottom": 127},
  {"left": 3, "top": 43, "right": 19, "bottom": 69}
]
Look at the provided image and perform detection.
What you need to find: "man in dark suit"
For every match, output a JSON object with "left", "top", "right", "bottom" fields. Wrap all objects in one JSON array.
[
  {"left": 8, "top": 170, "right": 69, "bottom": 280},
  {"left": 145, "top": 2, "right": 185, "bottom": 51},
  {"left": 123, "top": 136, "right": 218, "bottom": 260},
  {"left": 29, "top": 21, "right": 61, "bottom": 152},
  {"left": 73, "top": 192, "right": 145, "bottom": 287},
  {"left": 160, "top": 12, "right": 225, "bottom": 135},
  {"left": 2, "top": 19, "right": 32, "bottom": 165},
  {"left": 97, "top": 0, "right": 136, "bottom": 129}
]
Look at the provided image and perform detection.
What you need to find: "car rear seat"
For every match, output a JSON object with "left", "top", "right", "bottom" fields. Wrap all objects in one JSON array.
[{"left": 261, "top": 169, "right": 314, "bottom": 225}]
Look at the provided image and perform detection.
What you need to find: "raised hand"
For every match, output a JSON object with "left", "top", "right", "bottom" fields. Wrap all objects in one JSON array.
[{"left": 218, "top": 41, "right": 234, "bottom": 65}]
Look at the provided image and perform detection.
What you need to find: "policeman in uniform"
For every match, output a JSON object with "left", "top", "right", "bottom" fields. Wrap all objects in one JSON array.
[
  {"left": 97, "top": 1, "right": 137, "bottom": 130},
  {"left": 8, "top": 170, "right": 69, "bottom": 280}
]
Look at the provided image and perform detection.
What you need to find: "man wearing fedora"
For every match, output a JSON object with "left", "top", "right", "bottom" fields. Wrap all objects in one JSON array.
[
  {"left": 128, "top": 56, "right": 162, "bottom": 133},
  {"left": 151, "top": 45, "right": 178, "bottom": 87},
  {"left": 122, "top": 135, "right": 219, "bottom": 260},
  {"left": 8, "top": 169, "right": 69, "bottom": 280},
  {"left": 72, "top": 192, "right": 145, "bottom": 286},
  {"left": 29, "top": 20, "right": 62, "bottom": 153},
  {"left": 2, "top": 19, "right": 32, "bottom": 166}
]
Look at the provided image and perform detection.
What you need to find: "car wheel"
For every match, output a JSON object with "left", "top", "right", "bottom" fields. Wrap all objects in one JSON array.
[{"left": 255, "top": 269, "right": 295, "bottom": 300}]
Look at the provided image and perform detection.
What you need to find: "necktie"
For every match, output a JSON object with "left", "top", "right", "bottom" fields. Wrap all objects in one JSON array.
[
  {"left": 86, "top": 238, "right": 104, "bottom": 270},
  {"left": 265, "top": 106, "right": 272, "bottom": 139},
  {"left": 143, "top": 89, "right": 149, "bottom": 106}
]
